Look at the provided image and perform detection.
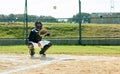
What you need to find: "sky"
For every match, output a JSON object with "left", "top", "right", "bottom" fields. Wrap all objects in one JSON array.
[{"left": 0, "top": 0, "right": 120, "bottom": 18}]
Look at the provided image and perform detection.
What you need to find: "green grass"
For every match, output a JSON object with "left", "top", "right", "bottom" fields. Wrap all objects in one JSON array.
[
  {"left": 1, "top": 22, "right": 120, "bottom": 39},
  {"left": 0, "top": 45, "right": 28, "bottom": 53},
  {"left": 0, "top": 22, "right": 79, "bottom": 39},
  {"left": 0, "top": 45, "right": 120, "bottom": 55}
]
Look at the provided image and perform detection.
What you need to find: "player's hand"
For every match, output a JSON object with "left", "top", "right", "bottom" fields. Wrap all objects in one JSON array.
[
  {"left": 45, "top": 33, "right": 50, "bottom": 36},
  {"left": 38, "top": 42, "right": 41, "bottom": 47},
  {"left": 41, "top": 33, "right": 50, "bottom": 38}
]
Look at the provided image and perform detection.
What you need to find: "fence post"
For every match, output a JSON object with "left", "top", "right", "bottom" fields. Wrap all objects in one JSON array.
[
  {"left": 25, "top": 0, "right": 28, "bottom": 44},
  {"left": 79, "top": 0, "right": 82, "bottom": 44}
]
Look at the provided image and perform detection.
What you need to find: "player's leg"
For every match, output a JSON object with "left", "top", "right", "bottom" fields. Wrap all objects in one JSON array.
[
  {"left": 39, "top": 42, "right": 52, "bottom": 56},
  {"left": 28, "top": 43, "right": 35, "bottom": 57}
]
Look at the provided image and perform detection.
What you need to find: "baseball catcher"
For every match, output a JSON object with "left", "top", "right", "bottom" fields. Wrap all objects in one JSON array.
[{"left": 28, "top": 21, "right": 52, "bottom": 57}]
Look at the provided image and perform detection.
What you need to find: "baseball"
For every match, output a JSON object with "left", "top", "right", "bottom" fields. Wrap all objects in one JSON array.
[{"left": 53, "top": 6, "right": 57, "bottom": 9}]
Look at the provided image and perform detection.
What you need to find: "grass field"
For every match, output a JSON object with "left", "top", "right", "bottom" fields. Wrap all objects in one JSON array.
[
  {"left": 0, "top": 22, "right": 120, "bottom": 39},
  {"left": 0, "top": 45, "right": 120, "bottom": 55},
  {"left": 0, "top": 22, "right": 120, "bottom": 55}
]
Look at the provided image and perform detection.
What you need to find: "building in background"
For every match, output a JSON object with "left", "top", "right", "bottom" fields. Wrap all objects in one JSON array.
[{"left": 91, "top": 13, "right": 120, "bottom": 24}]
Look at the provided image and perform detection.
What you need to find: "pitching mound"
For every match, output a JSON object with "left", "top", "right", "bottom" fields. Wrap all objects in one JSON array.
[{"left": 0, "top": 54, "right": 120, "bottom": 74}]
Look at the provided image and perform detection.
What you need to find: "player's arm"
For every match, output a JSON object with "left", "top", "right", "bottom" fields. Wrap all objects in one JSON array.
[{"left": 28, "top": 31, "right": 34, "bottom": 41}]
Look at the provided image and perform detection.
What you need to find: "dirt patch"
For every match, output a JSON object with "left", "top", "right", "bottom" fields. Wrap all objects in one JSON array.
[
  {"left": 40, "top": 60, "right": 120, "bottom": 74},
  {"left": 0, "top": 54, "right": 120, "bottom": 74}
]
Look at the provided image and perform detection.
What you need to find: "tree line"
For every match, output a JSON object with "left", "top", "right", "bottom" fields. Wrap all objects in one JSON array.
[{"left": 0, "top": 13, "right": 91, "bottom": 23}]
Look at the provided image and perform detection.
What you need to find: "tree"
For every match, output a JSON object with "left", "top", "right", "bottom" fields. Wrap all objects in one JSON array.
[
  {"left": 0, "top": 14, "right": 57, "bottom": 23},
  {"left": 0, "top": 14, "right": 8, "bottom": 22},
  {"left": 8, "top": 14, "right": 16, "bottom": 22},
  {"left": 68, "top": 13, "right": 91, "bottom": 23},
  {"left": 15, "top": 14, "right": 24, "bottom": 22},
  {"left": 38, "top": 16, "right": 57, "bottom": 22}
]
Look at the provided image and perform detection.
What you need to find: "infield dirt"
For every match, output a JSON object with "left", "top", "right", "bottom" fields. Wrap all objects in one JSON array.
[{"left": 0, "top": 54, "right": 120, "bottom": 74}]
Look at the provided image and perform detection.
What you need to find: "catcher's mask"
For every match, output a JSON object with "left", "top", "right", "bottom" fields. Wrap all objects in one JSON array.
[{"left": 35, "top": 21, "right": 42, "bottom": 30}]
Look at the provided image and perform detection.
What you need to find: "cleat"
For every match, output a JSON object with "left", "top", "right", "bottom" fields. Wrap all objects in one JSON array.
[
  {"left": 30, "top": 55, "right": 34, "bottom": 58},
  {"left": 39, "top": 52, "right": 46, "bottom": 57},
  {"left": 40, "top": 53, "right": 46, "bottom": 57}
]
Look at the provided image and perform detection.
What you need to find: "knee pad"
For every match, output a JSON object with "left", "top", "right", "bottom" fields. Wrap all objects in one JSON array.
[{"left": 48, "top": 43, "right": 52, "bottom": 47}]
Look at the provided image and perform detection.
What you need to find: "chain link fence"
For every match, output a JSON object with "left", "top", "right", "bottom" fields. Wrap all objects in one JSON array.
[{"left": 0, "top": 0, "right": 120, "bottom": 45}]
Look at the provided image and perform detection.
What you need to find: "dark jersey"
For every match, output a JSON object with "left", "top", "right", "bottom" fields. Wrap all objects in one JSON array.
[{"left": 28, "top": 28, "right": 42, "bottom": 43}]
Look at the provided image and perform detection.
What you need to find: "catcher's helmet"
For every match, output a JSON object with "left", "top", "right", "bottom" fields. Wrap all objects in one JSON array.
[
  {"left": 35, "top": 21, "right": 42, "bottom": 26},
  {"left": 35, "top": 21, "right": 42, "bottom": 30}
]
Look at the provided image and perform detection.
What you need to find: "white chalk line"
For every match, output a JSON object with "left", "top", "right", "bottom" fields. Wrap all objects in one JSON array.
[
  {"left": 0, "top": 54, "right": 120, "bottom": 74},
  {"left": 0, "top": 60, "right": 59, "bottom": 74},
  {"left": 0, "top": 55, "right": 64, "bottom": 74}
]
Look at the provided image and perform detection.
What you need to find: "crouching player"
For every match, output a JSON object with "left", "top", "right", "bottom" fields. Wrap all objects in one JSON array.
[{"left": 28, "top": 21, "right": 52, "bottom": 57}]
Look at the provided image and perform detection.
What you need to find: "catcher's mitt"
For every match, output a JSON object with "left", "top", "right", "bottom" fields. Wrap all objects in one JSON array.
[{"left": 39, "top": 29, "right": 50, "bottom": 37}]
